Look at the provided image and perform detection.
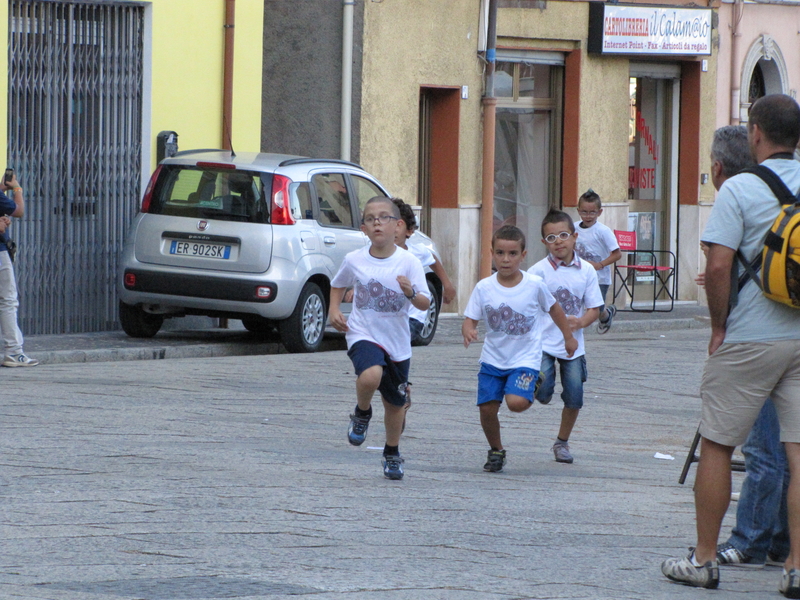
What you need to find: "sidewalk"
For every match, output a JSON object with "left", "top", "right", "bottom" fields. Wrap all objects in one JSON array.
[{"left": 20, "top": 302, "right": 710, "bottom": 366}]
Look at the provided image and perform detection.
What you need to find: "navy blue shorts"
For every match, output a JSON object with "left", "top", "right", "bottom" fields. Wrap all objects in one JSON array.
[{"left": 347, "top": 340, "right": 410, "bottom": 407}]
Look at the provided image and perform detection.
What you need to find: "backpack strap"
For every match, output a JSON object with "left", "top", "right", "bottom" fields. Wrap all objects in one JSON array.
[{"left": 727, "top": 165, "right": 800, "bottom": 307}]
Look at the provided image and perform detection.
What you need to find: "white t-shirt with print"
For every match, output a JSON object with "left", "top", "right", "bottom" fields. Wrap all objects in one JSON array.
[
  {"left": 332, "top": 245, "right": 430, "bottom": 361},
  {"left": 574, "top": 220, "right": 619, "bottom": 285},
  {"left": 405, "top": 243, "right": 435, "bottom": 323},
  {"left": 529, "top": 255, "right": 604, "bottom": 359},
  {"left": 702, "top": 157, "right": 800, "bottom": 343},
  {"left": 463, "top": 271, "right": 555, "bottom": 370}
]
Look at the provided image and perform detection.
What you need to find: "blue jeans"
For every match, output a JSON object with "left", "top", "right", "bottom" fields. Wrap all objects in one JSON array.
[
  {"left": 726, "top": 398, "right": 790, "bottom": 562},
  {"left": 535, "top": 353, "right": 587, "bottom": 409}
]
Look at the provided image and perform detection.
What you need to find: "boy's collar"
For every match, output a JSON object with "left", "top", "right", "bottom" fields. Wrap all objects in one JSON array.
[{"left": 547, "top": 252, "right": 581, "bottom": 270}]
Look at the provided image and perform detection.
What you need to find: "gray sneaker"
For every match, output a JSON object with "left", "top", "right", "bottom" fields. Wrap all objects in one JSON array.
[
  {"left": 382, "top": 454, "right": 404, "bottom": 480},
  {"left": 780, "top": 568, "right": 800, "bottom": 598},
  {"left": 597, "top": 305, "right": 616, "bottom": 334},
  {"left": 552, "top": 440, "right": 573, "bottom": 464},
  {"left": 347, "top": 412, "right": 371, "bottom": 446},
  {"left": 2, "top": 353, "right": 39, "bottom": 367},
  {"left": 661, "top": 553, "right": 719, "bottom": 589}
]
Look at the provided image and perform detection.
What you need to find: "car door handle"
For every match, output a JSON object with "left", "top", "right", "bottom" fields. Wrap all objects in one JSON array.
[{"left": 323, "top": 236, "right": 336, "bottom": 246}]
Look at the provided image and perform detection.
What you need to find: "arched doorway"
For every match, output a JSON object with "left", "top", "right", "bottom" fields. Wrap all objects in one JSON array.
[{"left": 739, "top": 34, "right": 789, "bottom": 120}]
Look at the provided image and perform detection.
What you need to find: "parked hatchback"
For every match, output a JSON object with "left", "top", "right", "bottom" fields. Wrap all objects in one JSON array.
[{"left": 118, "top": 150, "right": 443, "bottom": 352}]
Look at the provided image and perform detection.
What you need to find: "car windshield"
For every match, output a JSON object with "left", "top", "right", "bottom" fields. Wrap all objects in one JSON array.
[{"left": 149, "top": 165, "right": 268, "bottom": 223}]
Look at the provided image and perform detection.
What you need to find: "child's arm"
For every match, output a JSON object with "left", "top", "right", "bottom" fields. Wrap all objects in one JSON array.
[
  {"left": 397, "top": 275, "right": 431, "bottom": 312},
  {"left": 568, "top": 306, "right": 600, "bottom": 332},
  {"left": 430, "top": 257, "right": 456, "bottom": 304},
  {"left": 462, "top": 317, "right": 479, "bottom": 348},
  {"left": 588, "top": 248, "right": 622, "bottom": 271},
  {"left": 547, "top": 302, "right": 578, "bottom": 358},
  {"left": 329, "top": 287, "right": 348, "bottom": 332}
]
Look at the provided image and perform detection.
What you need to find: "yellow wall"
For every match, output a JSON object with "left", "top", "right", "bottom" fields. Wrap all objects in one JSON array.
[
  {"left": 360, "top": 0, "right": 484, "bottom": 205},
  {"left": 0, "top": 1, "right": 263, "bottom": 171},
  {"left": 149, "top": 0, "right": 263, "bottom": 169}
]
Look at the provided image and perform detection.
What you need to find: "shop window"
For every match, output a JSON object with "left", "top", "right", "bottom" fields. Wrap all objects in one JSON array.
[{"left": 494, "top": 59, "right": 563, "bottom": 265}]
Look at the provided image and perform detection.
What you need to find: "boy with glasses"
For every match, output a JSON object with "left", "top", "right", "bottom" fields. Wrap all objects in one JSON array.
[
  {"left": 574, "top": 190, "right": 621, "bottom": 333},
  {"left": 329, "top": 197, "right": 431, "bottom": 480},
  {"left": 529, "top": 210, "right": 603, "bottom": 463}
]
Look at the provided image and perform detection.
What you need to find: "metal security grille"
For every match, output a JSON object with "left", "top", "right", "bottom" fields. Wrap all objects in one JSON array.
[{"left": 8, "top": 1, "right": 143, "bottom": 334}]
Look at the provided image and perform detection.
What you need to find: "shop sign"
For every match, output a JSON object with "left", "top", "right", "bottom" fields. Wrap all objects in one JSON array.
[{"left": 588, "top": 3, "right": 712, "bottom": 56}]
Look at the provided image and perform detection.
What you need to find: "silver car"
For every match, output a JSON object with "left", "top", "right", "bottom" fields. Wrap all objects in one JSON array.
[{"left": 118, "top": 150, "right": 443, "bottom": 352}]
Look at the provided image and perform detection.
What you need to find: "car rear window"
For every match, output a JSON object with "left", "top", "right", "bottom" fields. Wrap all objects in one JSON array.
[{"left": 149, "top": 165, "right": 269, "bottom": 223}]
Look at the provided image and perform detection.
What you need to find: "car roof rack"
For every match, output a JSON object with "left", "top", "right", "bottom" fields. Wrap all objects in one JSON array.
[{"left": 278, "top": 157, "right": 362, "bottom": 169}]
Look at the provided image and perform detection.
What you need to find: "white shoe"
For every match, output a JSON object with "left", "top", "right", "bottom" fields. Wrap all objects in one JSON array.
[{"left": 3, "top": 353, "right": 39, "bottom": 367}]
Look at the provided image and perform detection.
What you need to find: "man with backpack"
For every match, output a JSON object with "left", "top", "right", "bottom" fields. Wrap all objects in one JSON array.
[{"left": 661, "top": 94, "right": 800, "bottom": 598}]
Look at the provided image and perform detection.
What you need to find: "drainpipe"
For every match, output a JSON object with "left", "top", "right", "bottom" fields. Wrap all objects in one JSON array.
[
  {"left": 480, "top": 0, "right": 498, "bottom": 279},
  {"left": 219, "top": 0, "right": 235, "bottom": 329},
  {"left": 341, "top": 0, "right": 355, "bottom": 161},
  {"left": 223, "top": 0, "right": 235, "bottom": 150},
  {"left": 729, "top": 0, "right": 743, "bottom": 124}
]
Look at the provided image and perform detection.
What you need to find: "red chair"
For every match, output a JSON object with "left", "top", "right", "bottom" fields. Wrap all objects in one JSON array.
[{"left": 612, "top": 230, "right": 676, "bottom": 312}]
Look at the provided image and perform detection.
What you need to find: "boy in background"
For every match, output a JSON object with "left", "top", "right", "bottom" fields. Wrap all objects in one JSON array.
[
  {"left": 574, "top": 190, "right": 621, "bottom": 333},
  {"left": 530, "top": 210, "right": 603, "bottom": 464},
  {"left": 462, "top": 225, "right": 577, "bottom": 472}
]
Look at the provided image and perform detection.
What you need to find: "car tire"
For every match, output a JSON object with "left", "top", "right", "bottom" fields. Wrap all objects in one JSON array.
[
  {"left": 411, "top": 279, "right": 440, "bottom": 347},
  {"left": 241, "top": 316, "right": 276, "bottom": 337},
  {"left": 119, "top": 301, "right": 164, "bottom": 338},
  {"left": 279, "top": 282, "right": 327, "bottom": 353}
]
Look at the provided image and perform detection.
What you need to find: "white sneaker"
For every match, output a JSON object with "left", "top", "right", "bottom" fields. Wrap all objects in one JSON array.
[{"left": 3, "top": 353, "right": 39, "bottom": 367}]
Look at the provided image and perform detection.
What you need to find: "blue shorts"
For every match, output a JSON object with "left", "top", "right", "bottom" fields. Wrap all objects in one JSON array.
[
  {"left": 347, "top": 340, "right": 410, "bottom": 407},
  {"left": 409, "top": 318, "right": 424, "bottom": 345},
  {"left": 477, "top": 362, "right": 539, "bottom": 406},
  {"left": 535, "top": 353, "right": 587, "bottom": 409}
]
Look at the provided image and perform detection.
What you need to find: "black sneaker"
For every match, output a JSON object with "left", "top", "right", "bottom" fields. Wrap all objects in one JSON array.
[
  {"left": 382, "top": 454, "right": 404, "bottom": 480},
  {"left": 483, "top": 449, "right": 506, "bottom": 472},
  {"left": 597, "top": 305, "right": 616, "bottom": 334},
  {"left": 348, "top": 412, "right": 371, "bottom": 446},
  {"left": 717, "top": 542, "right": 764, "bottom": 568}
]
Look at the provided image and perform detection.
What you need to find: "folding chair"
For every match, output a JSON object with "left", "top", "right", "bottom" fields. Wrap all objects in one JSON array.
[
  {"left": 612, "top": 229, "right": 676, "bottom": 312},
  {"left": 678, "top": 427, "right": 746, "bottom": 485}
]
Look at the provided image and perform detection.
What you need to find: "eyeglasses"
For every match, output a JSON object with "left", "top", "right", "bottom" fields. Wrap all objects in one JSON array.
[
  {"left": 362, "top": 215, "right": 398, "bottom": 226},
  {"left": 544, "top": 231, "right": 572, "bottom": 244},
  {"left": 578, "top": 210, "right": 599, "bottom": 216}
]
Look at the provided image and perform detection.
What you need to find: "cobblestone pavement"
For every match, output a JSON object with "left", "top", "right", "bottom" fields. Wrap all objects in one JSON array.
[{"left": 0, "top": 318, "right": 784, "bottom": 599}]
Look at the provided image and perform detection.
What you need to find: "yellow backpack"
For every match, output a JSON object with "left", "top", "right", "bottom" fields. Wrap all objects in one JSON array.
[{"left": 736, "top": 164, "right": 800, "bottom": 308}]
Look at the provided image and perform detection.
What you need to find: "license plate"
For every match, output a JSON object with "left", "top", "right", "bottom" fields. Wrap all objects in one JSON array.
[{"left": 169, "top": 240, "right": 232, "bottom": 259}]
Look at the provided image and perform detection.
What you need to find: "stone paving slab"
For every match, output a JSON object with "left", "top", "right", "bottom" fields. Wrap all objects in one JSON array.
[{"left": 1, "top": 324, "right": 783, "bottom": 599}]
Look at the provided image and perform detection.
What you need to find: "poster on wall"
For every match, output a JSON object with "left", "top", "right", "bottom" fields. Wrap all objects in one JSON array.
[
  {"left": 628, "top": 211, "right": 660, "bottom": 283},
  {"left": 588, "top": 3, "right": 712, "bottom": 56}
]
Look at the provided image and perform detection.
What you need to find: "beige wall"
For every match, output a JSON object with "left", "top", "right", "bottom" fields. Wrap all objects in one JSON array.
[{"left": 360, "top": 0, "right": 484, "bottom": 206}]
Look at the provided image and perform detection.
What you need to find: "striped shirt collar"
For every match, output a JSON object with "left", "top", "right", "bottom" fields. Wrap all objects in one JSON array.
[{"left": 547, "top": 253, "right": 581, "bottom": 270}]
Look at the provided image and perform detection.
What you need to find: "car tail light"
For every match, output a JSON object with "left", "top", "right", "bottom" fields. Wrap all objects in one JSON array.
[
  {"left": 140, "top": 165, "right": 163, "bottom": 213},
  {"left": 196, "top": 162, "right": 236, "bottom": 170},
  {"left": 271, "top": 174, "right": 295, "bottom": 225},
  {"left": 124, "top": 272, "right": 136, "bottom": 288}
]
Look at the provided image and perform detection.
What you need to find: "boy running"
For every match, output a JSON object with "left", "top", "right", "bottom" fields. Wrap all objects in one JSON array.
[
  {"left": 329, "top": 197, "right": 431, "bottom": 480},
  {"left": 462, "top": 225, "right": 577, "bottom": 472},
  {"left": 530, "top": 210, "right": 603, "bottom": 463}
]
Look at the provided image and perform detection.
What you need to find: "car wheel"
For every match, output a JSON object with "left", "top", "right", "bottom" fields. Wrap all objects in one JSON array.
[
  {"left": 411, "top": 279, "right": 440, "bottom": 347},
  {"left": 241, "top": 316, "right": 276, "bottom": 337},
  {"left": 119, "top": 301, "right": 164, "bottom": 338},
  {"left": 279, "top": 282, "right": 327, "bottom": 353}
]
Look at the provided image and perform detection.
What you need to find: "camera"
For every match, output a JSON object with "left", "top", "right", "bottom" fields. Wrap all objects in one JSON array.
[{"left": 4, "top": 168, "right": 13, "bottom": 184}]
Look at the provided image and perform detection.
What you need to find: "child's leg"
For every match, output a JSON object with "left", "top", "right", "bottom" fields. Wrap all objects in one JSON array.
[
  {"left": 534, "top": 353, "right": 556, "bottom": 404},
  {"left": 506, "top": 394, "right": 533, "bottom": 413},
  {"left": 356, "top": 365, "right": 382, "bottom": 410},
  {"left": 504, "top": 367, "right": 538, "bottom": 412},
  {"left": 558, "top": 407, "right": 581, "bottom": 441},
  {"left": 598, "top": 284, "right": 612, "bottom": 321},
  {"left": 555, "top": 356, "right": 587, "bottom": 450},
  {"left": 383, "top": 397, "right": 405, "bottom": 446},
  {"left": 479, "top": 400, "right": 503, "bottom": 450}
]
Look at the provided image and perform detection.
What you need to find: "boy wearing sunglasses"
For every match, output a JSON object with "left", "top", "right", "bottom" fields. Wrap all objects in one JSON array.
[
  {"left": 574, "top": 190, "right": 621, "bottom": 333},
  {"left": 529, "top": 210, "right": 604, "bottom": 464}
]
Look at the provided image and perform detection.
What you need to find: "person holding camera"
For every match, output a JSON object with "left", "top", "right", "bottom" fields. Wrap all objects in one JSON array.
[{"left": 0, "top": 169, "right": 38, "bottom": 367}]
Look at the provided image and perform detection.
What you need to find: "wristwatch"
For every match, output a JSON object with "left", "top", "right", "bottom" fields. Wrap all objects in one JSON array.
[{"left": 405, "top": 288, "right": 416, "bottom": 300}]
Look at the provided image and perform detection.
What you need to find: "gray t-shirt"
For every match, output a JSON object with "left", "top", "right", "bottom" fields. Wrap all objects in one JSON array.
[{"left": 701, "top": 157, "right": 800, "bottom": 343}]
